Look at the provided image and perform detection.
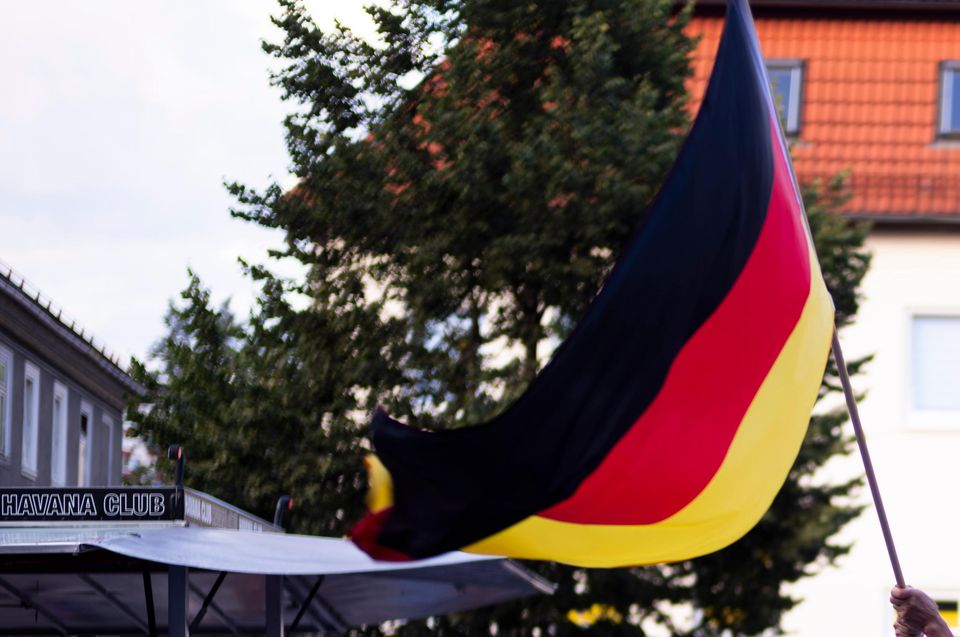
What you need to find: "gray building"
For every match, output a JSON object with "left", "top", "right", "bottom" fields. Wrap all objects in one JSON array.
[{"left": 0, "top": 263, "right": 143, "bottom": 486}]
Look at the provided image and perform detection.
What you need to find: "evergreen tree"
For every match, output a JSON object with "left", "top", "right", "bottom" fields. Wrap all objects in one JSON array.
[{"left": 130, "top": 1, "right": 871, "bottom": 634}]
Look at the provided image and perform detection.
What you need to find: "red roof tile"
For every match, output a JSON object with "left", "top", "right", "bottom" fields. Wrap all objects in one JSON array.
[{"left": 687, "top": 13, "right": 960, "bottom": 218}]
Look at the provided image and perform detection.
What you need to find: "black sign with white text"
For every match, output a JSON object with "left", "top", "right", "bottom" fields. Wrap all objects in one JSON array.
[{"left": 0, "top": 488, "right": 183, "bottom": 522}]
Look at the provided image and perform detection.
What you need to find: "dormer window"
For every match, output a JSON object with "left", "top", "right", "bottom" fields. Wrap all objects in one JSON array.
[
  {"left": 938, "top": 62, "right": 960, "bottom": 137},
  {"left": 766, "top": 60, "right": 804, "bottom": 136}
]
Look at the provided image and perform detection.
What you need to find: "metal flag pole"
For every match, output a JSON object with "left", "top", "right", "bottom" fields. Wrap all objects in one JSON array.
[{"left": 831, "top": 328, "right": 906, "bottom": 587}]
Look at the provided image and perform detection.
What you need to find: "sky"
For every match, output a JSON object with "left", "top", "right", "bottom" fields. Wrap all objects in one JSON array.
[{"left": 0, "top": 1, "right": 380, "bottom": 364}]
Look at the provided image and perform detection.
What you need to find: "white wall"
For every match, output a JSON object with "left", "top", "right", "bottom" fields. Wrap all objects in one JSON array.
[{"left": 784, "top": 227, "right": 960, "bottom": 636}]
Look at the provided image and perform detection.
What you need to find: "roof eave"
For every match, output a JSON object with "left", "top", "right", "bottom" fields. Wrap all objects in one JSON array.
[
  {"left": 690, "top": 0, "right": 960, "bottom": 11},
  {"left": 0, "top": 272, "right": 145, "bottom": 400},
  {"left": 843, "top": 211, "right": 960, "bottom": 225}
]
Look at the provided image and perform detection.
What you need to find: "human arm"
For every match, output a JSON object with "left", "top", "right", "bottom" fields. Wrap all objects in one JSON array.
[{"left": 891, "top": 586, "right": 954, "bottom": 637}]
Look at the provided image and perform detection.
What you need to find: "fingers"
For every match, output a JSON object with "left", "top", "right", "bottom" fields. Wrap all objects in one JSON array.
[
  {"left": 891, "top": 589, "right": 907, "bottom": 606},
  {"left": 893, "top": 618, "right": 921, "bottom": 637},
  {"left": 891, "top": 586, "right": 925, "bottom": 636},
  {"left": 890, "top": 585, "right": 915, "bottom": 606}
]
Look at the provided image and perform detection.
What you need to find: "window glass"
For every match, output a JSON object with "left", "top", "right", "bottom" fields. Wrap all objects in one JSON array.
[
  {"left": 766, "top": 61, "right": 803, "bottom": 135},
  {"left": 51, "top": 384, "right": 67, "bottom": 486},
  {"left": 768, "top": 68, "right": 793, "bottom": 122},
  {"left": 950, "top": 71, "right": 960, "bottom": 132},
  {"left": 78, "top": 405, "right": 91, "bottom": 487},
  {"left": 940, "top": 66, "right": 960, "bottom": 135},
  {"left": 103, "top": 415, "right": 114, "bottom": 485},
  {"left": 0, "top": 349, "right": 8, "bottom": 456},
  {"left": 21, "top": 365, "right": 39, "bottom": 477},
  {"left": 912, "top": 316, "right": 960, "bottom": 411}
]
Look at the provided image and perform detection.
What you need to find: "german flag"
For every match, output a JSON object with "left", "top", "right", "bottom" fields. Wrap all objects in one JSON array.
[{"left": 351, "top": 0, "right": 834, "bottom": 568}]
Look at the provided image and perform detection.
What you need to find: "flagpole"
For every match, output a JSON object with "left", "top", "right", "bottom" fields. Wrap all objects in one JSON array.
[{"left": 831, "top": 329, "right": 905, "bottom": 587}]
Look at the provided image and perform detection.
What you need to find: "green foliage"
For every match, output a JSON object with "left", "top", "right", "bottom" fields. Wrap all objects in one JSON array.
[
  {"left": 130, "top": 269, "right": 398, "bottom": 535},
  {"left": 232, "top": 0, "right": 693, "bottom": 422},
  {"left": 130, "top": 1, "right": 872, "bottom": 635}
]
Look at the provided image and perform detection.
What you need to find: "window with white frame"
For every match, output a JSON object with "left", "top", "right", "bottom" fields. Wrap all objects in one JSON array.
[
  {"left": 51, "top": 382, "right": 68, "bottom": 486},
  {"left": 103, "top": 414, "right": 114, "bottom": 485},
  {"left": 77, "top": 401, "right": 93, "bottom": 487},
  {"left": 910, "top": 315, "right": 960, "bottom": 427},
  {"left": 939, "top": 62, "right": 960, "bottom": 137},
  {"left": 0, "top": 345, "right": 11, "bottom": 458},
  {"left": 21, "top": 362, "right": 40, "bottom": 478},
  {"left": 766, "top": 60, "right": 804, "bottom": 136}
]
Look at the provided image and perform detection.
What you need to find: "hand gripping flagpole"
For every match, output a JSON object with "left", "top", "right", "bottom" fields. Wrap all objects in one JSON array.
[{"left": 831, "top": 329, "right": 905, "bottom": 587}]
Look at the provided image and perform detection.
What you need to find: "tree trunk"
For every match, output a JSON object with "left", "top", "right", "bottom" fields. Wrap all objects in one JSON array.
[
  {"left": 464, "top": 290, "right": 484, "bottom": 398},
  {"left": 519, "top": 295, "right": 542, "bottom": 385}
]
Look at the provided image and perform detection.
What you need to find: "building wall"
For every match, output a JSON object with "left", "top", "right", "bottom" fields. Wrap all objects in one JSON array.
[
  {"left": 0, "top": 332, "right": 122, "bottom": 486},
  {"left": 782, "top": 227, "right": 960, "bottom": 636},
  {"left": 682, "top": 10, "right": 960, "bottom": 633}
]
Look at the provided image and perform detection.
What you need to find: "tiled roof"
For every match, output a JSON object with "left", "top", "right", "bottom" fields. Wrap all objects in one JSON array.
[
  {"left": 0, "top": 260, "right": 142, "bottom": 395},
  {"left": 693, "top": 0, "right": 960, "bottom": 9},
  {"left": 687, "top": 13, "right": 960, "bottom": 219}
]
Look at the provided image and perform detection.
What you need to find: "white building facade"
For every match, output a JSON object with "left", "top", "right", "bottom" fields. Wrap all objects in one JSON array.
[{"left": 784, "top": 227, "right": 960, "bottom": 635}]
